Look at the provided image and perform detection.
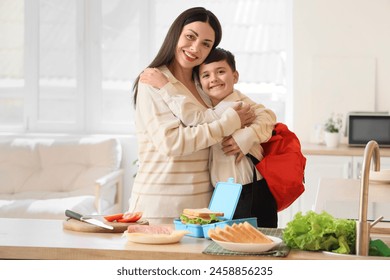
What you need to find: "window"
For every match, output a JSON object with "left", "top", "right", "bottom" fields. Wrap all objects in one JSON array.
[
  {"left": 0, "top": 0, "right": 291, "bottom": 134},
  {"left": 0, "top": 0, "right": 24, "bottom": 129}
]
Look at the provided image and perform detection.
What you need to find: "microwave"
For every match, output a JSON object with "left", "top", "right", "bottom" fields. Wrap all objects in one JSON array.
[{"left": 348, "top": 113, "right": 390, "bottom": 147}]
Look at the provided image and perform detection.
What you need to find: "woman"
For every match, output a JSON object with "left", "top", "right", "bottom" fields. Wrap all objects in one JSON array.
[{"left": 129, "top": 7, "right": 255, "bottom": 224}]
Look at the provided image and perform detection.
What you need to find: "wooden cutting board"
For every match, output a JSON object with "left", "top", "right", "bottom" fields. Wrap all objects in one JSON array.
[{"left": 63, "top": 218, "right": 149, "bottom": 233}]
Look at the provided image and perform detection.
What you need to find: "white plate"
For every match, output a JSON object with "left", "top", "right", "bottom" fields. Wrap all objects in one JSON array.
[
  {"left": 213, "top": 236, "right": 282, "bottom": 253},
  {"left": 123, "top": 230, "right": 190, "bottom": 245}
]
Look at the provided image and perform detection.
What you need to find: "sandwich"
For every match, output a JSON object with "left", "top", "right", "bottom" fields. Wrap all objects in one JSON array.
[{"left": 180, "top": 208, "right": 224, "bottom": 225}]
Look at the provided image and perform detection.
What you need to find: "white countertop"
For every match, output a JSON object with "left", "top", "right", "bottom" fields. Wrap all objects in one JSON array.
[{"left": 0, "top": 218, "right": 388, "bottom": 260}]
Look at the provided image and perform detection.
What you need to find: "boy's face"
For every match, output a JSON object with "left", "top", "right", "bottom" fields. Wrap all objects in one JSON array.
[{"left": 198, "top": 60, "right": 239, "bottom": 106}]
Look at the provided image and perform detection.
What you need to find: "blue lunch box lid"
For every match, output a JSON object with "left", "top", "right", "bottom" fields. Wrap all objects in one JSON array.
[{"left": 208, "top": 177, "right": 242, "bottom": 220}]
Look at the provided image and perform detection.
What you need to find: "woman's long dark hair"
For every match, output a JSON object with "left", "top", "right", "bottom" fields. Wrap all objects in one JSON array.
[{"left": 132, "top": 7, "right": 222, "bottom": 107}]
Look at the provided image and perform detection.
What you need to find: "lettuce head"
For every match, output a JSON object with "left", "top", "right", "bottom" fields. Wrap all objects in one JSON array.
[{"left": 282, "top": 211, "right": 356, "bottom": 254}]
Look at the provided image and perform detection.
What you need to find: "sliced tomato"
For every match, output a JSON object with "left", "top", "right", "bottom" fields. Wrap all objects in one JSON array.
[
  {"left": 118, "top": 211, "right": 143, "bottom": 223},
  {"left": 103, "top": 213, "right": 124, "bottom": 222}
]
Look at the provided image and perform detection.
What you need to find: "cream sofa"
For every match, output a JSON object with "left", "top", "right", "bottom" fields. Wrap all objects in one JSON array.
[{"left": 0, "top": 137, "right": 123, "bottom": 219}]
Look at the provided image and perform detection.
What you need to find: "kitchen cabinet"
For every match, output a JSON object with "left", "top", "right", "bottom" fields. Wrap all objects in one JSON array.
[{"left": 277, "top": 144, "right": 390, "bottom": 228}]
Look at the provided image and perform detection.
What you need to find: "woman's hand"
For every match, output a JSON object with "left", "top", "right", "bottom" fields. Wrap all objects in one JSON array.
[
  {"left": 221, "top": 136, "right": 245, "bottom": 163},
  {"left": 139, "top": 68, "right": 168, "bottom": 89},
  {"left": 233, "top": 103, "right": 256, "bottom": 128}
]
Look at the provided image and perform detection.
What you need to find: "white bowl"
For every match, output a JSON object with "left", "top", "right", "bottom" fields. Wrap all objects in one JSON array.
[{"left": 213, "top": 236, "right": 282, "bottom": 253}]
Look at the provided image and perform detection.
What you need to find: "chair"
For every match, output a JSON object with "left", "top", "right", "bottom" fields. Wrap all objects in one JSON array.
[{"left": 314, "top": 178, "right": 390, "bottom": 221}]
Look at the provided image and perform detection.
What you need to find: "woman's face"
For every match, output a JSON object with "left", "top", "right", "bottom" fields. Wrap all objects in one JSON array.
[{"left": 175, "top": 21, "right": 215, "bottom": 70}]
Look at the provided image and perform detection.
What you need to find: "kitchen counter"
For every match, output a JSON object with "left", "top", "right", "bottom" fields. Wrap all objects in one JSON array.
[
  {"left": 0, "top": 218, "right": 388, "bottom": 260},
  {"left": 301, "top": 143, "right": 390, "bottom": 157},
  {"left": 302, "top": 142, "right": 390, "bottom": 157}
]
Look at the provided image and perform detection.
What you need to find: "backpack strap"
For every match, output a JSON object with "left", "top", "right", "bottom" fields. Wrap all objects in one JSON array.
[{"left": 246, "top": 153, "right": 259, "bottom": 166}]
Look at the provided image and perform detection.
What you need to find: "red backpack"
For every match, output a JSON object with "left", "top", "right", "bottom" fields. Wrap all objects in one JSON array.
[{"left": 257, "top": 123, "right": 306, "bottom": 212}]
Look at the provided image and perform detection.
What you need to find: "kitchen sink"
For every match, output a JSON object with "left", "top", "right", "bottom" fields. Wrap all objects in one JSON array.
[
  {"left": 371, "top": 222, "right": 390, "bottom": 247},
  {"left": 321, "top": 225, "right": 390, "bottom": 258}
]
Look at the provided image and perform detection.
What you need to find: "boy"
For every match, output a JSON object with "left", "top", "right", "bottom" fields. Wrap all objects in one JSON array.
[{"left": 149, "top": 48, "right": 278, "bottom": 227}]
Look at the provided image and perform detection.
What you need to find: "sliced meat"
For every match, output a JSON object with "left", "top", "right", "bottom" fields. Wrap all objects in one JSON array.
[{"left": 127, "top": 224, "right": 173, "bottom": 235}]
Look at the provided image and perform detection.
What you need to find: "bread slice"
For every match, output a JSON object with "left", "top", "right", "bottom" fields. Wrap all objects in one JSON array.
[
  {"left": 208, "top": 222, "right": 273, "bottom": 244},
  {"left": 241, "top": 222, "right": 273, "bottom": 243},
  {"left": 208, "top": 228, "right": 227, "bottom": 242},
  {"left": 230, "top": 223, "right": 254, "bottom": 242},
  {"left": 182, "top": 208, "right": 224, "bottom": 218}
]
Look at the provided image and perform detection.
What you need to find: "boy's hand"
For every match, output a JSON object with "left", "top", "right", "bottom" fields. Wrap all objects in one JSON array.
[
  {"left": 234, "top": 103, "right": 255, "bottom": 128},
  {"left": 221, "top": 136, "right": 244, "bottom": 163},
  {"left": 234, "top": 151, "right": 245, "bottom": 163}
]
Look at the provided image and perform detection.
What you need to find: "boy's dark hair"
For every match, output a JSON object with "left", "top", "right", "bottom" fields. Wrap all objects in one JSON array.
[
  {"left": 201, "top": 47, "right": 236, "bottom": 72},
  {"left": 195, "top": 48, "right": 236, "bottom": 82}
]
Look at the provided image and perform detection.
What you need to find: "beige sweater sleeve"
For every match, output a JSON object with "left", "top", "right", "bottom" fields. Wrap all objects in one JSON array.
[
  {"left": 230, "top": 90, "right": 277, "bottom": 155},
  {"left": 136, "top": 82, "right": 241, "bottom": 157}
]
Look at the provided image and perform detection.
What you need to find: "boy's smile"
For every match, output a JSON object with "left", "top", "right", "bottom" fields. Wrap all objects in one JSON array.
[{"left": 199, "top": 60, "right": 239, "bottom": 106}]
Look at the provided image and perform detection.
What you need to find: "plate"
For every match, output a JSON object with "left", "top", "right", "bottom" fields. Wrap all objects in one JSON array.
[
  {"left": 213, "top": 236, "right": 282, "bottom": 253},
  {"left": 123, "top": 230, "right": 190, "bottom": 245}
]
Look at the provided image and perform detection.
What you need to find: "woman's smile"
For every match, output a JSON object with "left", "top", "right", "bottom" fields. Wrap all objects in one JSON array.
[{"left": 183, "top": 50, "right": 198, "bottom": 62}]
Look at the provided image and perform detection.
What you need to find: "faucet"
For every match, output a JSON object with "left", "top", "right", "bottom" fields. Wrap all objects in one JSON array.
[{"left": 356, "top": 140, "right": 384, "bottom": 256}]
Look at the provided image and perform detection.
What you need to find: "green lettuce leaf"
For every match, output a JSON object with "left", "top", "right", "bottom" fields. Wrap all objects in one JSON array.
[
  {"left": 180, "top": 213, "right": 220, "bottom": 225},
  {"left": 282, "top": 211, "right": 356, "bottom": 254}
]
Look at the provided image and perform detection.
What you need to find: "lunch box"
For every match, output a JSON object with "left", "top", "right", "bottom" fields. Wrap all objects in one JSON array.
[{"left": 173, "top": 177, "right": 258, "bottom": 239}]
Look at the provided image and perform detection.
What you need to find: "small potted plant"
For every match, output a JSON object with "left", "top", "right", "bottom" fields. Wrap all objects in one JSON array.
[{"left": 324, "top": 113, "right": 343, "bottom": 147}]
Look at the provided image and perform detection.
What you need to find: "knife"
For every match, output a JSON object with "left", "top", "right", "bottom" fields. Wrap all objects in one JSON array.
[{"left": 65, "top": 209, "right": 114, "bottom": 230}]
